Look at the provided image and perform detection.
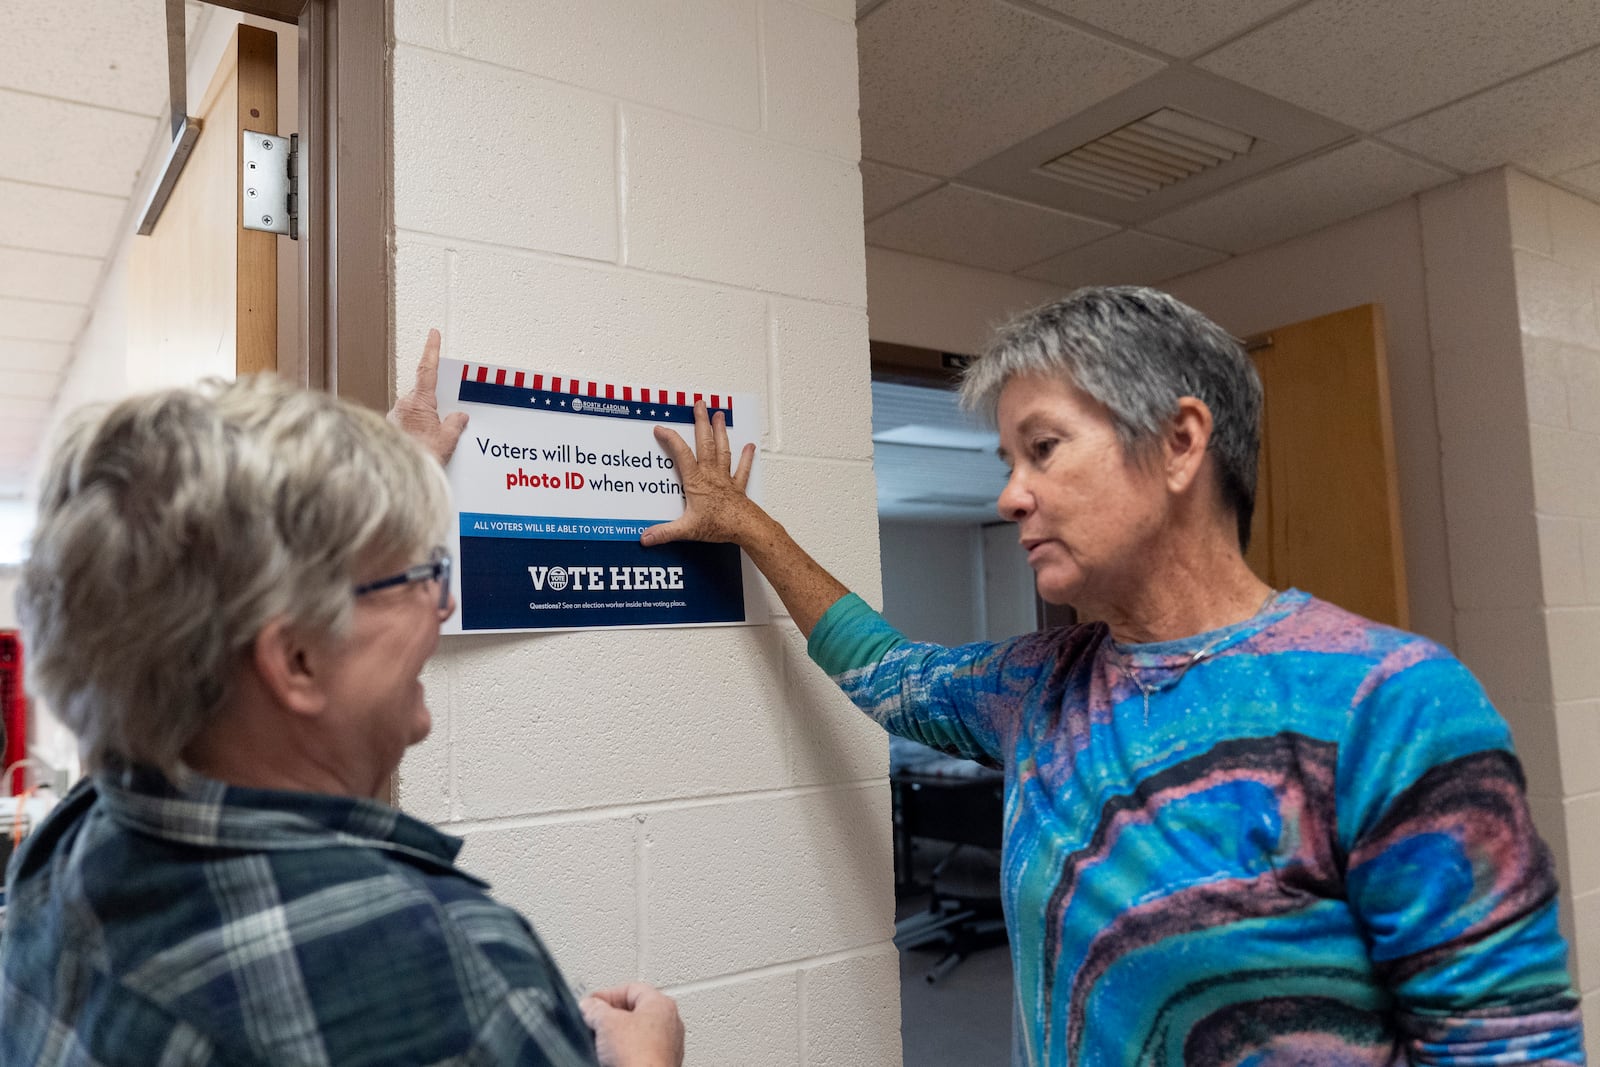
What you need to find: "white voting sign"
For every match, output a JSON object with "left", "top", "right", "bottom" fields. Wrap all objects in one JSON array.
[{"left": 435, "top": 358, "right": 765, "bottom": 634}]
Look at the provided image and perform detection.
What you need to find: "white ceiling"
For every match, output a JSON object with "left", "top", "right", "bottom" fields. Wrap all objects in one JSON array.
[
  {"left": 8, "top": 1, "right": 1600, "bottom": 526},
  {"left": 0, "top": 2, "right": 208, "bottom": 507}
]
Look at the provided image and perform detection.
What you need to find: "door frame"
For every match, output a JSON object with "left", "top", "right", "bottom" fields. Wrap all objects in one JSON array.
[
  {"left": 156, "top": 2, "right": 392, "bottom": 803},
  {"left": 158, "top": 0, "right": 392, "bottom": 412}
]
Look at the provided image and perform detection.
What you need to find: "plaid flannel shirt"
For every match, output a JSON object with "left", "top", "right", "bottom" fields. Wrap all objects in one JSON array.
[{"left": 1, "top": 765, "right": 598, "bottom": 1067}]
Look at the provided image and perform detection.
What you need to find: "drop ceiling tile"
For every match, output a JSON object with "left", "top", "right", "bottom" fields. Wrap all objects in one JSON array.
[
  {"left": 1020, "top": 230, "right": 1228, "bottom": 288},
  {"left": 1144, "top": 141, "right": 1454, "bottom": 254},
  {"left": 0, "top": 247, "right": 102, "bottom": 305},
  {"left": 861, "top": 161, "right": 942, "bottom": 221},
  {"left": 1385, "top": 50, "right": 1600, "bottom": 176},
  {"left": 0, "top": 180, "right": 126, "bottom": 259},
  {"left": 0, "top": 0, "right": 172, "bottom": 116},
  {"left": 866, "top": 184, "right": 1117, "bottom": 273},
  {"left": 1198, "top": 0, "right": 1600, "bottom": 132},
  {"left": 0, "top": 339, "right": 73, "bottom": 375},
  {"left": 0, "top": 297, "right": 87, "bottom": 344},
  {"left": 1031, "top": 0, "right": 1304, "bottom": 59},
  {"left": 0, "top": 90, "right": 158, "bottom": 197},
  {"left": 858, "top": 0, "right": 1163, "bottom": 176}
]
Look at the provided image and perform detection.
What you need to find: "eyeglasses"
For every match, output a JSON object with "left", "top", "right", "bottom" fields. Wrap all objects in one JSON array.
[{"left": 353, "top": 546, "right": 452, "bottom": 613}]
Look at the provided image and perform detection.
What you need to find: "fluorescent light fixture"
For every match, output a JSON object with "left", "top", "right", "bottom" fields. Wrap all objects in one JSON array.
[
  {"left": 895, "top": 492, "right": 998, "bottom": 508},
  {"left": 871, "top": 425, "right": 997, "bottom": 452},
  {"left": 0, "top": 500, "right": 32, "bottom": 565}
]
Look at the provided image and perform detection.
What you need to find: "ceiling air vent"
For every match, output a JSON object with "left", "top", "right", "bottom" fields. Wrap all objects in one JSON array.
[{"left": 1039, "top": 108, "right": 1256, "bottom": 201}]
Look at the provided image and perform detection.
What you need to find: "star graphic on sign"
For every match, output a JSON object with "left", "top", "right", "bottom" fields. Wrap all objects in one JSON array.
[{"left": 545, "top": 399, "right": 551, "bottom": 405}]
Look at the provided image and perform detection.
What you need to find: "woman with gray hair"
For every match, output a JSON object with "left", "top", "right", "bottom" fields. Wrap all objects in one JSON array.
[
  {"left": 645, "top": 287, "right": 1584, "bottom": 1066},
  {"left": 1, "top": 351, "right": 683, "bottom": 1067}
]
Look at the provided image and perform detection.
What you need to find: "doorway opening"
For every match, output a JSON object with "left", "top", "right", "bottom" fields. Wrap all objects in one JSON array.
[{"left": 868, "top": 354, "right": 1029, "bottom": 1065}]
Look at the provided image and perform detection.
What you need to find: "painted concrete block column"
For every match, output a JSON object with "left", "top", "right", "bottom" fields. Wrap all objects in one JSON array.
[
  {"left": 1420, "top": 167, "right": 1600, "bottom": 1047},
  {"left": 1506, "top": 172, "right": 1600, "bottom": 1052},
  {"left": 391, "top": 2, "right": 898, "bottom": 1064}
]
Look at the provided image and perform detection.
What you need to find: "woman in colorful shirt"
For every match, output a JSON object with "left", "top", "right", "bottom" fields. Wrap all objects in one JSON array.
[{"left": 643, "top": 287, "right": 1586, "bottom": 1066}]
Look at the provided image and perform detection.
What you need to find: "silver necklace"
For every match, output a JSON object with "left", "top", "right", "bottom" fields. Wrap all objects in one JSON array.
[{"left": 1120, "top": 589, "right": 1278, "bottom": 724}]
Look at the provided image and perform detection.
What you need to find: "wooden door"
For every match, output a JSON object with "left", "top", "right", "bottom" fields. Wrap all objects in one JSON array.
[
  {"left": 1245, "top": 304, "right": 1409, "bottom": 628},
  {"left": 129, "top": 25, "right": 279, "bottom": 383}
]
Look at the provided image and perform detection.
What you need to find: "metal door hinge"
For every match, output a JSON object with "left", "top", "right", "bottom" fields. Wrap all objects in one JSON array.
[{"left": 242, "top": 131, "right": 298, "bottom": 239}]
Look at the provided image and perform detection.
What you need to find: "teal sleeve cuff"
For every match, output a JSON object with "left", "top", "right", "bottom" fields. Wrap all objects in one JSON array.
[{"left": 807, "top": 593, "right": 907, "bottom": 677}]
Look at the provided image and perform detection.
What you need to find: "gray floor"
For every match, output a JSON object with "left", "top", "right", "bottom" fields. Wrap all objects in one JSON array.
[
  {"left": 898, "top": 933, "right": 1012, "bottom": 1067},
  {"left": 895, "top": 841, "right": 1013, "bottom": 1067}
]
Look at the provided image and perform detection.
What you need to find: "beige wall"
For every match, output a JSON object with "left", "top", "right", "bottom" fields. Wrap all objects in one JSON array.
[
  {"left": 390, "top": 3, "right": 900, "bottom": 1064},
  {"left": 865, "top": 245, "right": 1066, "bottom": 356}
]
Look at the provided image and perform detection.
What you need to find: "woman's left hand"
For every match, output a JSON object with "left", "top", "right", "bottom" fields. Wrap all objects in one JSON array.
[{"left": 389, "top": 328, "right": 469, "bottom": 465}]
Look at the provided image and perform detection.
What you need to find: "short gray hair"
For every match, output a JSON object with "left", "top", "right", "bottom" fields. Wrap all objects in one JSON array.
[
  {"left": 16, "top": 375, "right": 450, "bottom": 774},
  {"left": 960, "top": 286, "right": 1262, "bottom": 551}
]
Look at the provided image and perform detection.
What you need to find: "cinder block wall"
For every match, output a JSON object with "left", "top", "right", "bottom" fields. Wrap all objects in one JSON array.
[
  {"left": 1505, "top": 169, "right": 1600, "bottom": 1053},
  {"left": 1420, "top": 168, "right": 1600, "bottom": 1056},
  {"left": 389, "top": 3, "right": 901, "bottom": 1064}
]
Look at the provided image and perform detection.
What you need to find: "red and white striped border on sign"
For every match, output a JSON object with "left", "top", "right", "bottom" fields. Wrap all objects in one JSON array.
[{"left": 459, "top": 364, "right": 732, "bottom": 413}]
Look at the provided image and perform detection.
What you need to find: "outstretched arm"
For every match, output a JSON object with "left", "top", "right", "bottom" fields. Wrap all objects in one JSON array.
[
  {"left": 389, "top": 328, "right": 470, "bottom": 465},
  {"left": 641, "top": 401, "right": 847, "bottom": 637},
  {"left": 648, "top": 402, "right": 1022, "bottom": 763}
]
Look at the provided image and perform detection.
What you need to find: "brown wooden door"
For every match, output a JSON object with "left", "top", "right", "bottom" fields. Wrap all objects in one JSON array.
[
  {"left": 1245, "top": 304, "right": 1409, "bottom": 628},
  {"left": 129, "top": 25, "right": 280, "bottom": 381}
]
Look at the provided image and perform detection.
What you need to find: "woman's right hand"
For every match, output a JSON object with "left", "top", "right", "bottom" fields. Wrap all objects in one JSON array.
[
  {"left": 641, "top": 398, "right": 848, "bottom": 637},
  {"left": 640, "top": 401, "right": 760, "bottom": 548}
]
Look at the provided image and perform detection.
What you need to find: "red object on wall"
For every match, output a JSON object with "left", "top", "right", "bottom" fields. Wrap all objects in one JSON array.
[{"left": 1, "top": 631, "right": 24, "bottom": 796}]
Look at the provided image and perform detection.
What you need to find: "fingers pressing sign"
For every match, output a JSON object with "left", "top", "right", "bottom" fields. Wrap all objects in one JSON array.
[
  {"left": 389, "top": 329, "right": 470, "bottom": 465},
  {"left": 640, "top": 401, "right": 757, "bottom": 548}
]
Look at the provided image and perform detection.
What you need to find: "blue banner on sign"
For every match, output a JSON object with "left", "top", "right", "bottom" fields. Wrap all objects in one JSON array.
[
  {"left": 460, "top": 536, "right": 745, "bottom": 631},
  {"left": 461, "top": 512, "right": 656, "bottom": 541},
  {"left": 459, "top": 380, "right": 734, "bottom": 427}
]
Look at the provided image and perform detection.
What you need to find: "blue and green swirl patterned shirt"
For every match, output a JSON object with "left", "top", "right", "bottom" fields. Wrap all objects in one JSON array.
[
  {"left": 1, "top": 765, "right": 598, "bottom": 1066},
  {"left": 810, "top": 588, "right": 1585, "bottom": 1067}
]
